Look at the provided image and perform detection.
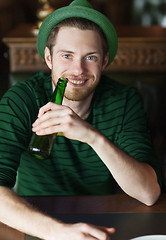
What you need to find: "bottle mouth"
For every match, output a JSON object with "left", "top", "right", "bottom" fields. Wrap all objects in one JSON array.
[{"left": 58, "top": 77, "right": 68, "bottom": 85}]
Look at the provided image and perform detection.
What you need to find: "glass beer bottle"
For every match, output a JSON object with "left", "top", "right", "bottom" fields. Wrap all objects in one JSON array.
[{"left": 28, "top": 77, "right": 68, "bottom": 159}]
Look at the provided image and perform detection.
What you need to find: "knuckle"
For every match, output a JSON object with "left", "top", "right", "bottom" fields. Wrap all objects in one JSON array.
[
  {"left": 46, "top": 102, "right": 52, "bottom": 108},
  {"left": 79, "top": 232, "right": 86, "bottom": 240},
  {"left": 66, "top": 114, "right": 73, "bottom": 123},
  {"left": 65, "top": 110, "right": 74, "bottom": 124},
  {"left": 80, "top": 222, "right": 89, "bottom": 231},
  {"left": 66, "top": 107, "right": 73, "bottom": 116}
]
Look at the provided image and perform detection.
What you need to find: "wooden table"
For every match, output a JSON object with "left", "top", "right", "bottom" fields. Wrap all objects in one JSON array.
[
  {"left": 3, "top": 23, "right": 166, "bottom": 73},
  {"left": 1, "top": 193, "right": 166, "bottom": 240}
]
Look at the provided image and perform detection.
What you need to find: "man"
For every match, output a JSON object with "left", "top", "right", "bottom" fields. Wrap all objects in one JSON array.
[{"left": 0, "top": 0, "right": 162, "bottom": 239}]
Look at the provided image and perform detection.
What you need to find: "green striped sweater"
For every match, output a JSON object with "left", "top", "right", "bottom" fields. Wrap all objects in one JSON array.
[{"left": 0, "top": 72, "right": 162, "bottom": 196}]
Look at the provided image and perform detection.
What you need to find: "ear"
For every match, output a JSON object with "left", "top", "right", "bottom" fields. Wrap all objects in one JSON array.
[
  {"left": 44, "top": 47, "right": 52, "bottom": 70},
  {"left": 102, "top": 52, "right": 109, "bottom": 71}
]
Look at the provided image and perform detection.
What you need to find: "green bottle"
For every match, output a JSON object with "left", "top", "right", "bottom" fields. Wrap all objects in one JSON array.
[{"left": 28, "top": 77, "right": 68, "bottom": 159}]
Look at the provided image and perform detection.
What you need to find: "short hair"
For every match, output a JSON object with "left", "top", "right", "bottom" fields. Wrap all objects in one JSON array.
[{"left": 46, "top": 17, "right": 108, "bottom": 59}]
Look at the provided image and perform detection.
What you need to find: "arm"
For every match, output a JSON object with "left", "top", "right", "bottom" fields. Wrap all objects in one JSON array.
[
  {"left": 0, "top": 82, "right": 115, "bottom": 239},
  {"left": 33, "top": 101, "right": 161, "bottom": 206},
  {"left": 0, "top": 186, "right": 115, "bottom": 240},
  {"left": 87, "top": 128, "right": 161, "bottom": 206},
  {"left": 0, "top": 186, "right": 57, "bottom": 239}
]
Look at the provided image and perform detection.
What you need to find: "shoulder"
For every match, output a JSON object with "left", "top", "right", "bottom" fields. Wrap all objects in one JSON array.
[
  {"left": 95, "top": 74, "right": 140, "bottom": 103},
  {"left": 11, "top": 71, "right": 51, "bottom": 96},
  {"left": 1, "top": 72, "right": 52, "bottom": 108}
]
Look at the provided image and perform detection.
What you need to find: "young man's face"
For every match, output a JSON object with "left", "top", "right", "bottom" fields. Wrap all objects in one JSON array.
[{"left": 45, "top": 26, "right": 108, "bottom": 101}]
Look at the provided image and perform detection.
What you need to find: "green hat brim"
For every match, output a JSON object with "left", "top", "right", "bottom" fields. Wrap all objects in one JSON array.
[{"left": 37, "top": 5, "right": 118, "bottom": 67}]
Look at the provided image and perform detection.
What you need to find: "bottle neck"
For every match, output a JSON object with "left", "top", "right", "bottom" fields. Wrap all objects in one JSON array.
[{"left": 50, "top": 78, "right": 68, "bottom": 104}]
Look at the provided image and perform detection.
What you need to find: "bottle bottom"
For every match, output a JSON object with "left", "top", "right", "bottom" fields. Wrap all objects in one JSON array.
[{"left": 29, "top": 147, "right": 49, "bottom": 160}]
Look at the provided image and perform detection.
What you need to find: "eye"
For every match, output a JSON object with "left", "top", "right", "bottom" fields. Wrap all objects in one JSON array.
[
  {"left": 86, "top": 55, "right": 97, "bottom": 61},
  {"left": 63, "top": 54, "right": 71, "bottom": 59}
]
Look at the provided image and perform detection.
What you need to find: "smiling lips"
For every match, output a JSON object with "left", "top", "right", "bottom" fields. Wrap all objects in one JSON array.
[{"left": 68, "top": 78, "right": 88, "bottom": 87}]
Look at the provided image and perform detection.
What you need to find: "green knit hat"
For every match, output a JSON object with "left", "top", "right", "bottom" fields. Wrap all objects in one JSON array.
[{"left": 37, "top": 0, "right": 118, "bottom": 66}]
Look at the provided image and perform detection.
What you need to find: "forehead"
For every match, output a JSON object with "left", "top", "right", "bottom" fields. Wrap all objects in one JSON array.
[{"left": 54, "top": 26, "right": 103, "bottom": 51}]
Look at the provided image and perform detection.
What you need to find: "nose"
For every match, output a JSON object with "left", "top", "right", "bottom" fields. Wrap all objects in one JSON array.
[{"left": 71, "top": 59, "right": 85, "bottom": 76}]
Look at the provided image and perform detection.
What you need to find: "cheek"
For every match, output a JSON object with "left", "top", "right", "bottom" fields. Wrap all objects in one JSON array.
[
  {"left": 52, "top": 60, "right": 65, "bottom": 74},
  {"left": 55, "top": 60, "right": 72, "bottom": 74},
  {"left": 89, "top": 60, "right": 103, "bottom": 71},
  {"left": 91, "top": 64, "right": 102, "bottom": 77}
]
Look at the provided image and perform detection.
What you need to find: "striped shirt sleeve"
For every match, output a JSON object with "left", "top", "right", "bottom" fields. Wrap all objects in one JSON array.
[
  {"left": 117, "top": 87, "right": 162, "bottom": 187},
  {"left": 0, "top": 82, "right": 37, "bottom": 188}
]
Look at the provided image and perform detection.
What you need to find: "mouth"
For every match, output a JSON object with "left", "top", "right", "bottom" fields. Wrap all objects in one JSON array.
[{"left": 68, "top": 78, "right": 88, "bottom": 87}]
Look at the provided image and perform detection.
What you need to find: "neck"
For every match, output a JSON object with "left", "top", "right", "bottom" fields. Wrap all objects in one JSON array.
[{"left": 62, "top": 92, "right": 94, "bottom": 119}]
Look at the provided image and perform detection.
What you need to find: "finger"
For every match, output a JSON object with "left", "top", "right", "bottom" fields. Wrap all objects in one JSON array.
[
  {"left": 35, "top": 104, "right": 71, "bottom": 127},
  {"left": 33, "top": 110, "right": 61, "bottom": 129},
  {"left": 89, "top": 226, "right": 116, "bottom": 239},
  {"left": 37, "top": 102, "right": 62, "bottom": 118},
  {"left": 37, "top": 102, "right": 52, "bottom": 118},
  {"left": 33, "top": 105, "right": 74, "bottom": 130},
  {"left": 32, "top": 112, "right": 70, "bottom": 135},
  {"left": 97, "top": 226, "right": 115, "bottom": 235},
  {"left": 81, "top": 224, "right": 115, "bottom": 240},
  {"left": 106, "top": 227, "right": 116, "bottom": 234},
  {"left": 33, "top": 124, "right": 59, "bottom": 135},
  {"left": 35, "top": 124, "right": 62, "bottom": 136},
  {"left": 83, "top": 233, "right": 105, "bottom": 240},
  {"left": 33, "top": 105, "right": 67, "bottom": 129}
]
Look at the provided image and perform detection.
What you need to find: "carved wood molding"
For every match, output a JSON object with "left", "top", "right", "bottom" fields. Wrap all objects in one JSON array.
[
  {"left": 7, "top": 40, "right": 166, "bottom": 72},
  {"left": 3, "top": 24, "right": 166, "bottom": 72},
  {"left": 9, "top": 44, "right": 48, "bottom": 72},
  {"left": 106, "top": 39, "right": 166, "bottom": 72}
]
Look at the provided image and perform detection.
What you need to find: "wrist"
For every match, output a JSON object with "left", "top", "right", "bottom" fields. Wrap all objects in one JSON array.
[
  {"left": 86, "top": 126, "right": 103, "bottom": 147},
  {"left": 36, "top": 215, "right": 62, "bottom": 239}
]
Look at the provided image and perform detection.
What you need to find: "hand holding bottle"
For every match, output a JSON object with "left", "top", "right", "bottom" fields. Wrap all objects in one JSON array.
[
  {"left": 28, "top": 77, "right": 68, "bottom": 159},
  {"left": 32, "top": 102, "right": 97, "bottom": 145}
]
